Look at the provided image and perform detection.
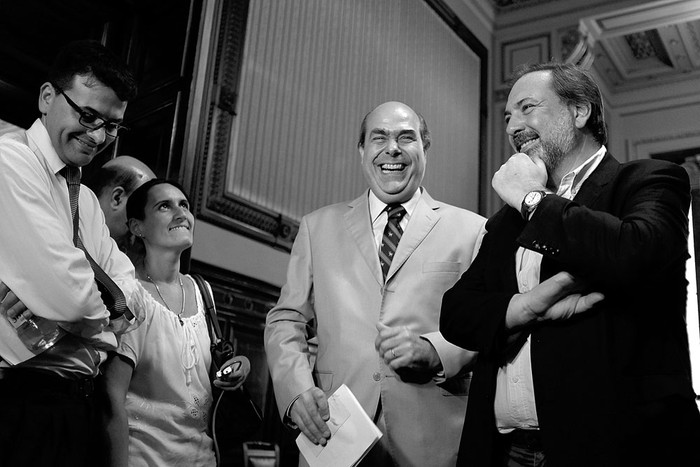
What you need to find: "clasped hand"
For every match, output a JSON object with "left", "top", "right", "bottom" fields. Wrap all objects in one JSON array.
[
  {"left": 374, "top": 322, "right": 440, "bottom": 374},
  {"left": 492, "top": 152, "right": 548, "bottom": 210}
]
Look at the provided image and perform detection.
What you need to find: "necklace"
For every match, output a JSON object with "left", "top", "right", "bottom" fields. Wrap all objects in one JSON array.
[{"left": 147, "top": 274, "right": 186, "bottom": 325}]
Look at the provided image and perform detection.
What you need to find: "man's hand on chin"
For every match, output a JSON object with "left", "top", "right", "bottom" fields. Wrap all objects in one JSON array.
[{"left": 492, "top": 152, "right": 548, "bottom": 210}]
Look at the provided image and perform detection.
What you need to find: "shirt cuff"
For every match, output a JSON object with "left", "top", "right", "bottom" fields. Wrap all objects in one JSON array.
[{"left": 284, "top": 394, "right": 302, "bottom": 429}]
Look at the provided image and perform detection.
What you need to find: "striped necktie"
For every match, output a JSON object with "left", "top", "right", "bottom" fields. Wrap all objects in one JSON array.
[
  {"left": 63, "top": 166, "right": 134, "bottom": 321},
  {"left": 379, "top": 204, "right": 406, "bottom": 280}
]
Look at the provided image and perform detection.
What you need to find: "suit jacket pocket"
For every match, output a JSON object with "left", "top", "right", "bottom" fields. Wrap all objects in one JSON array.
[
  {"left": 423, "top": 261, "right": 461, "bottom": 273},
  {"left": 439, "top": 372, "right": 472, "bottom": 397},
  {"left": 313, "top": 371, "right": 334, "bottom": 392}
]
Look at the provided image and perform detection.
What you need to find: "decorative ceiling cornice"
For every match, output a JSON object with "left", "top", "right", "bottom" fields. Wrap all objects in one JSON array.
[
  {"left": 488, "top": 0, "right": 553, "bottom": 12},
  {"left": 575, "top": 0, "right": 700, "bottom": 93}
]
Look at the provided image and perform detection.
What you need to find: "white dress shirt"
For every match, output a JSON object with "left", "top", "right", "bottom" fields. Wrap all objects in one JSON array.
[
  {"left": 368, "top": 188, "right": 422, "bottom": 250},
  {"left": 0, "top": 119, "right": 142, "bottom": 377},
  {"left": 494, "top": 146, "right": 606, "bottom": 433}
]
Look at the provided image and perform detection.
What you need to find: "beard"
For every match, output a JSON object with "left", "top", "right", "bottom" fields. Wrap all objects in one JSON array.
[
  {"left": 537, "top": 138, "right": 567, "bottom": 174},
  {"left": 526, "top": 116, "right": 579, "bottom": 175}
]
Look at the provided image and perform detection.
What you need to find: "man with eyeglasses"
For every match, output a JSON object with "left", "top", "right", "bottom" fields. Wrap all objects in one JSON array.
[
  {"left": 52, "top": 82, "right": 130, "bottom": 138},
  {"left": 0, "top": 40, "right": 144, "bottom": 466}
]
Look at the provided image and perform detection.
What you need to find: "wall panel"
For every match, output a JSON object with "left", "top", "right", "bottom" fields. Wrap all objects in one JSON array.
[
  {"left": 188, "top": 0, "right": 485, "bottom": 251},
  {"left": 226, "top": 0, "right": 482, "bottom": 221}
]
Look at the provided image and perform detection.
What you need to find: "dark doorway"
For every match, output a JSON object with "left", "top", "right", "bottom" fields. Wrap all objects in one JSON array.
[{"left": 0, "top": 0, "right": 202, "bottom": 181}]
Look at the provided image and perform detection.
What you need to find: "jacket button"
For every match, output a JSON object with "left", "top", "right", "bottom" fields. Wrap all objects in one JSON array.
[{"left": 373, "top": 372, "right": 381, "bottom": 381}]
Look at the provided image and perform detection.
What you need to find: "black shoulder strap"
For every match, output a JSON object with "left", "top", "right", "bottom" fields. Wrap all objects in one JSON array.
[{"left": 191, "top": 273, "right": 223, "bottom": 343}]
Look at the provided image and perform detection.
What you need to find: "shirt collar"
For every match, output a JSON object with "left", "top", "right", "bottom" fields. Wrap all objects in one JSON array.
[
  {"left": 556, "top": 145, "right": 606, "bottom": 199},
  {"left": 369, "top": 187, "right": 422, "bottom": 224},
  {"left": 26, "top": 118, "right": 76, "bottom": 177}
]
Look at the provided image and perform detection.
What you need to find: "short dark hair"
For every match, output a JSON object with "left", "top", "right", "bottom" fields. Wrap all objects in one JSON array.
[
  {"left": 48, "top": 40, "right": 137, "bottom": 102},
  {"left": 126, "top": 178, "right": 191, "bottom": 222},
  {"left": 357, "top": 106, "right": 432, "bottom": 151},
  {"left": 508, "top": 62, "right": 607, "bottom": 146},
  {"left": 84, "top": 165, "right": 142, "bottom": 198}
]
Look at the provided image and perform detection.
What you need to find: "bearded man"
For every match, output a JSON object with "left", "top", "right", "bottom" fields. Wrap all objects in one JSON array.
[{"left": 440, "top": 62, "right": 700, "bottom": 466}]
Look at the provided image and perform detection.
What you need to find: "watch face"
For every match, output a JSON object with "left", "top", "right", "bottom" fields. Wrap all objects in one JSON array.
[{"left": 525, "top": 191, "right": 543, "bottom": 206}]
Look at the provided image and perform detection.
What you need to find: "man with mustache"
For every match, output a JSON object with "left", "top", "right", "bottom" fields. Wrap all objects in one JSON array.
[
  {"left": 440, "top": 62, "right": 700, "bottom": 466},
  {"left": 265, "top": 101, "right": 485, "bottom": 466},
  {"left": 0, "top": 40, "right": 143, "bottom": 466}
]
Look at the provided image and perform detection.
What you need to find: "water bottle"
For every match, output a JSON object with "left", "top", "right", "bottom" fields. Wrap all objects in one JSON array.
[{"left": 14, "top": 315, "right": 65, "bottom": 352}]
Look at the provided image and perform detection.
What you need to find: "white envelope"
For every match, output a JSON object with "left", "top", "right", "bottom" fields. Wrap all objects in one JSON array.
[{"left": 296, "top": 384, "right": 383, "bottom": 467}]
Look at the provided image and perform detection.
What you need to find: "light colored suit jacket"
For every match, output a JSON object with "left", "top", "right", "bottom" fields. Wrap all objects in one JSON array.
[{"left": 265, "top": 189, "right": 485, "bottom": 466}]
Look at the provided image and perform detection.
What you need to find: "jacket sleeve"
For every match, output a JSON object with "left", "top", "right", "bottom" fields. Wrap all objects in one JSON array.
[
  {"left": 424, "top": 215, "right": 486, "bottom": 378},
  {"left": 440, "top": 212, "right": 516, "bottom": 357},
  {"left": 264, "top": 216, "right": 317, "bottom": 418},
  {"left": 440, "top": 160, "right": 691, "bottom": 357},
  {"left": 520, "top": 161, "right": 690, "bottom": 289}
]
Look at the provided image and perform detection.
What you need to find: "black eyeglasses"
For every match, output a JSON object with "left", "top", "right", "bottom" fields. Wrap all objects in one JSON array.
[{"left": 51, "top": 83, "right": 128, "bottom": 137}]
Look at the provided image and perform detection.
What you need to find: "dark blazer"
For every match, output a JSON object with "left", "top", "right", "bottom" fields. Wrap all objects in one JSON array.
[{"left": 440, "top": 153, "right": 700, "bottom": 466}]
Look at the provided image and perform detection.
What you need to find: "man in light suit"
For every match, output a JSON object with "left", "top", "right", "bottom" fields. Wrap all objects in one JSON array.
[{"left": 264, "top": 101, "right": 485, "bottom": 466}]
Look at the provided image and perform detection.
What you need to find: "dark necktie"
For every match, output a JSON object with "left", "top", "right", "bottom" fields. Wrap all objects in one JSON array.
[
  {"left": 379, "top": 204, "right": 406, "bottom": 280},
  {"left": 63, "top": 166, "right": 134, "bottom": 321}
]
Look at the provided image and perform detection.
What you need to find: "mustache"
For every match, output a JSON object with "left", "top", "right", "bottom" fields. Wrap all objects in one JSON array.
[{"left": 513, "top": 131, "right": 538, "bottom": 152}]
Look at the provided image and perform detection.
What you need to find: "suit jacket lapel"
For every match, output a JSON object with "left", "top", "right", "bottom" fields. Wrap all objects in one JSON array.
[
  {"left": 540, "top": 152, "right": 618, "bottom": 282},
  {"left": 386, "top": 190, "right": 440, "bottom": 281},
  {"left": 571, "top": 152, "right": 618, "bottom": 207},
  {"left": 345, "top": 191, "right": 384, "bottom": 286}
]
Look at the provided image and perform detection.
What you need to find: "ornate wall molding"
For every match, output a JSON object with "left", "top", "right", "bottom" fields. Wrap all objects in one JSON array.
[
  {"left": 190, "top": 0, "right": 299, "bottom": 251},
  {"left": 626, "top": 130, "right": 700, "bottom": 162}
]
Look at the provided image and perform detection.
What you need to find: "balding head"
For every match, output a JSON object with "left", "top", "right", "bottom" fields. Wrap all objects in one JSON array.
[
  {"left": 358, "top": 101, "right": 431, "bottom": 151},
  {"left": 358, "top": 101, "right": 429, "bottom": 204},
  {"left": 100, "top": 156, "right": 155, "bottom": 189},
  {"left": 84, "top": 155, "right": 155, "bottom": 242}
]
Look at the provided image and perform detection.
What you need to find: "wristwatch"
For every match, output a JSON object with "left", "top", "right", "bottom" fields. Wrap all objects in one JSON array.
[{"left": 520, "top": 190, "right": 548, "bottom": 219}]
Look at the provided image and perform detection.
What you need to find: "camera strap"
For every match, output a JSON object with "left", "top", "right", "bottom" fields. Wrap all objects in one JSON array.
[{"left": 191, "top": 273, "right": 226, "bottom": 347}]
